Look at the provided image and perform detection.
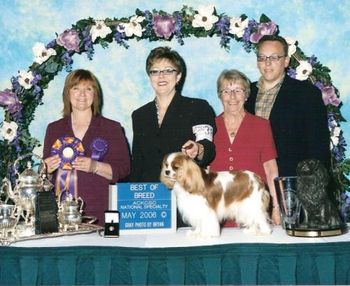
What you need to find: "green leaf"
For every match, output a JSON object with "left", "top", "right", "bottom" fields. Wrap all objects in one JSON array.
[{"left": 259, "top": 14, "right": 271, "bottom": 23}]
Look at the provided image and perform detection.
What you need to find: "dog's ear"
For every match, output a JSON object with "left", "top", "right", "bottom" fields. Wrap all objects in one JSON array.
[
  {"left": 177, "top": 156, "right": 205, "bottom": 194},
  {"left": 160, "top": 154, "right": 175, "bottom": 189}
]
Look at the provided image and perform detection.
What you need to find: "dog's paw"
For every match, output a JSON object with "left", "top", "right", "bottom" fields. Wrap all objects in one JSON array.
[
  {"left": 258, "top": 225, "right": 272, "bottom": 235},
  {"left": 242, "top": 226, "right": 257, "bottom": 234},
  {"left": 186, "top": 228, "right": 201, "bottom": 238}
]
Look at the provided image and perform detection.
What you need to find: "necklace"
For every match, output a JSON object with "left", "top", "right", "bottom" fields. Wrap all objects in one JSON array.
[
  {"left": 230, "top": 131, "right": 236, "bottom": 138},
  {"left": 154, "top": 98, "right": 161, "bottom": 127}
]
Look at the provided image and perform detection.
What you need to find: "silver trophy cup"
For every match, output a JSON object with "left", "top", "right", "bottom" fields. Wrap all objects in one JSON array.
[{"left": 274, "top": 176, "right": 301, "bottom": 229}]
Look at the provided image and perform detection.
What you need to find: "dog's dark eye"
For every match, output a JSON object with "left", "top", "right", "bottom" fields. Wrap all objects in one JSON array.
[{"left": 173, "top": 165, "right": 179, "bottom": 171}]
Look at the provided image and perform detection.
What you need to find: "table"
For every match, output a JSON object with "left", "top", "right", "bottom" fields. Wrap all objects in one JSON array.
[{"left": 1, "top": 226, "right": 350, "bottom": 285}]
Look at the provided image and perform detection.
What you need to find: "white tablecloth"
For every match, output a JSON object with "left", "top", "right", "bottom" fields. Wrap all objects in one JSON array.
[{"left": 12, "top": 225, "right": 350, "bottom": 248}]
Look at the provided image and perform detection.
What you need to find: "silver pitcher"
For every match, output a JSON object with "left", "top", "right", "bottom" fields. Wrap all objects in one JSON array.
[
  {"left": 57, "top": 190, "right": 84, "bottom": 231},
  {"left": 7, "top": 153, "right": 48, "bottom": 226}
]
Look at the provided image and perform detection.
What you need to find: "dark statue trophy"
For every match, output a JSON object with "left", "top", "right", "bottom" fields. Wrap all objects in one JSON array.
[{"left": 274, "top": 159, "right": 348, "bottom": 237}]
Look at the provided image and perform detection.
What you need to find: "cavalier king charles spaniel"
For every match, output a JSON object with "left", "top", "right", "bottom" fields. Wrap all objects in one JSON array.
[{"left": 160, "top": 152, "right": 272, "bottom": 237}]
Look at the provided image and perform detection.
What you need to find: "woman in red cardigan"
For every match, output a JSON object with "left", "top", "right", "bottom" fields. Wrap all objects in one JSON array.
[{"left": 210, "top": 69, "right": 280, "bottom": 225}]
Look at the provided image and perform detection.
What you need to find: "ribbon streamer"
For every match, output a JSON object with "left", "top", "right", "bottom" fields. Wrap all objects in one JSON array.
[{"left": 50, "top": 136, "right": 85, "bottom": 198}]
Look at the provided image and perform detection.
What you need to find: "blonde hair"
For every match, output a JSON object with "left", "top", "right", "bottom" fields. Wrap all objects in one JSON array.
[
  {"left": 62, "top": 69, "right": 101, "bottom": 116},
  {"left": 216, "top": 69, "right": 251, "bottom": 98}
]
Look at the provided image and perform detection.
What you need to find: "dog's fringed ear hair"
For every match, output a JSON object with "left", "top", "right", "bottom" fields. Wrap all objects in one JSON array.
[
  {"left": 177, "top": 155, "right": 205, "bottom": 194},
  {"left": 160, "top": 154, "right": 176, "bottom": 189}
]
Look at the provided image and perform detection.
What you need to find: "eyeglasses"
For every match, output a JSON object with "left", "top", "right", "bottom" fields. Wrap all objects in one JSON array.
[
  {"left": 220, "top": 88, "right": 246, "bottom": 97},
  {"left": 257, "top": 54, "right": 285, "bottom": 62},
  {"left": 149, "top": 68, "right": 177, "bottom": 76}
]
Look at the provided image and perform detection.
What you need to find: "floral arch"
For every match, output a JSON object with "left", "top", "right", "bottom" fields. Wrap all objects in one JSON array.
[{"left": 0, "top": 5, "right": 349, "bottom": 215}]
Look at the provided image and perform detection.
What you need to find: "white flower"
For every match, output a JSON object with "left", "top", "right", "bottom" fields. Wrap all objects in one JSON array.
[
  {"left": 18, "top": 70, "right": 34, "bottom": 89},
  {"left": 229, "top": 17, "right": 248, "bottom": 38},
  {"left": 285, "top": 36, "right": 297, "bottom": 57},
  {"left": 295, "top": 60, "right": 312, "bottom": 81},
  {"left": 0, "top": 121, "right": 18, "bottom": 142},
  {"left": 330, "top": 126, "right": 341, "bottom": 146},
  {"left": 192, "top": 5, "right": 219, "bottom": 31},
  {"left": 90, "top": 20, "right": 112, "bottom": 42},
  {"left": 120, "top": 15, "right": 145, "bottom": 37},
  {"left": 32, "top": 42, "right": 56, "bottom": 65},
  {"left": 331, "top": 135, "right": 339, "bottom": 146}
]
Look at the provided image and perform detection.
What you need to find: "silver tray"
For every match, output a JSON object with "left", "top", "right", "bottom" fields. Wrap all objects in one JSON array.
[{"left": 0, "top": 223, "right": 103, "bottom": 246}]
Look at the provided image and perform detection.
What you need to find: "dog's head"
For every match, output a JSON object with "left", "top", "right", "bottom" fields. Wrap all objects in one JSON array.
[
  {"left": 160, "top": 152, "right": 205, "bottom": 193},
  {"left": 296, "top": 159, "right": 329, "bottom": 206}
]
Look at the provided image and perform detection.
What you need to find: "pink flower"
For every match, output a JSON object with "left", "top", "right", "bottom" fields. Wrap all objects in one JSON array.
[
  {"left": 153, "top": 14, "right": 176, "bottom": 39},
  {"left": 250, "top": 22, "right": 277, "bottom": 43},
  {"left": 322, "top": 86, "right": 341, "bottom": 106},
  {"left": 57, "top": 29, "right": 80, "bottom": 52}
]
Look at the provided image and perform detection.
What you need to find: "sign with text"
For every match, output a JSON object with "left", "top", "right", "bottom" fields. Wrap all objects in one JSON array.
[{"left": 109, "top": 183, "right": 176, "bottom": 234}]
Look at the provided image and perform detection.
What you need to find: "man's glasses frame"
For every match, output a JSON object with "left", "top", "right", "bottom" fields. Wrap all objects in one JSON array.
[{"left": 257, "top": 54, "right": 285, "bottom": 62}]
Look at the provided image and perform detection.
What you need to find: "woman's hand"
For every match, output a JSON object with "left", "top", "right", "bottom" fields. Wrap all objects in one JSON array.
[
  {"left": 272, "top": 207, "right": 281, "bottom": 225},
  {"left": 72, "top": 156, "right": 95, "bottom": 173},
  {"left": 181, "top": 140, "right": 204, "bottom": 160},
  {"left": 44, "top": 154, "right": 61, "bottom": 174}
]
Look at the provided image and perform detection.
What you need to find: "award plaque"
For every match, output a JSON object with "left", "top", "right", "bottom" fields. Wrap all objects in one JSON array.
[
  {"left": 35, "top": 191, "right": 59, "bottom": 234},
  {"left": 104, "top": 210, "right": 120, "bottom": 237}
]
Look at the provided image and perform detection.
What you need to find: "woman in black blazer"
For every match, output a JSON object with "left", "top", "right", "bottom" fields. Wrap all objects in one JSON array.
[{"left": 130, "top": 46, "right": 216, "bottom": 182}]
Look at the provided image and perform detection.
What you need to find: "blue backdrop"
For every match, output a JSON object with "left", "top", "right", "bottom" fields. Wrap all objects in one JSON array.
[{"left": 0, "top": 0, "right": 349, "bottom": 160}]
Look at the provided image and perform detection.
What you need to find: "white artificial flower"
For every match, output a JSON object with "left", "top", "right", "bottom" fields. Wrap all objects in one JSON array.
[
  {"left": 229, "top": 17, "right": 248, "bottom": 38},
  {"left": 331, "top": 135, "right": 339, "bottom": 146},
  {"left": 330, "top": 126, "right": 341, "bottom": 146},
  {"left": 333, "top": 126, "right": 341, "bottom": 137},
  {"left": 192, "top": 5, "right": 219, "bottom": 31},
  {"left": 32, "top": 42, "right": 56, "bottom": 65},
  {"left": 284, "top": 36, "right": 297, "bottom": 57},
  {"left": 0, "top": 121, "right": 18, "bottom": 142},
  {"left": 295, "top": 60, "right": 312, "bottom": 81},
  {"left": 90, "top": 20, "right": 112, "bottom": 42},
  {"left": 120, "top": 15, "right": 145, "bottom": 37},
  {"left": 18, "top": 70, "right": 34, "bottom": 89}
]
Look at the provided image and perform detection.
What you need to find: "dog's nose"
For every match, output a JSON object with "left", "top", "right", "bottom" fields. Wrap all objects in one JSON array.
[{"left": 165, "top": 170, "right": 170, "bottom": 176}]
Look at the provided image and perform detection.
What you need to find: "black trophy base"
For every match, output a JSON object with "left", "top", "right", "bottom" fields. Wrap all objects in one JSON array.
[{"left": 285, "top": 223, "right": 348, "bottom": 237}]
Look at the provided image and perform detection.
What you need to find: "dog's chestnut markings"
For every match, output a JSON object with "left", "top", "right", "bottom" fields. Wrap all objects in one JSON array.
[
  {"left": 182, "top": 143, "right": 194, "bottom": 150},
  {"left": 206, "top": 182, "right": 225, "bottom": 209},
  {"left": 223, "top": 172, "right": 252, "bottom": 204}
]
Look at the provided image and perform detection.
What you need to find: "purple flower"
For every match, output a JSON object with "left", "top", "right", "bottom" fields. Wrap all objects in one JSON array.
[
  {"left": 46, "top": 39, "right": 57, "bottom": 49},
  {"left": 152, "top": 14, "right": 176, "bottom": 39},
  {"left": 241, "top": 19, "right": 257, "bottom": 52},
  {"left": 287, "top": 67, "right": 297, "bottom": 78},
  {"left": 307, "top": 55, "right": 317, "bottom": 66},
  {"left": 322, "top": 85, "right": 341, "bottom": 106},
  {"left": 57, "top": 29, "right": 81, "bottom": 52},
  {"left": 82, "top": 26, "right": 95, "bottom": 60},
  {"left": 0, "top": 89, "right": 22, "bottom": 114},
  {"left": 215, "top": 16, "right": 231, "bottom": 49},
  {"left": 250, "top": 22, "right": 277, "bottom": 43},
  {"left": 113, "top": 25, "right": 129, "bottom": 49},
  {"left": 174, "top": 12, "right": 184, "bottom": 45},
  {"left": 61, "top": 52, "right": 73, "bottom": 72}
]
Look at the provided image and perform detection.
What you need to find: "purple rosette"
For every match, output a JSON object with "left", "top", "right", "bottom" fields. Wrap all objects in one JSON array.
[
  {"left": 90, "top": 137, "right": 108, "bottom": 161},
  {"left": 51, "top": 136, "right": 85, "bottom": 169},
  {"left": 50, "top": 136, "right": 85, "bottom": 199}
]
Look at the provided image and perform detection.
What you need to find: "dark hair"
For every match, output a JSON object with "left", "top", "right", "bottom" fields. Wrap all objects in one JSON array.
[
  {"left": 62, "top": 69, "right": 101, "bottom": 116},
  {"left": 145, "top": 46, "right": 183, "bottom": 75},
  {"left": 216, "top": 69, "right": 251, "bottom": 98},
  {"left": 257, "top": 35, "right": 289, "bottom": 56}
]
